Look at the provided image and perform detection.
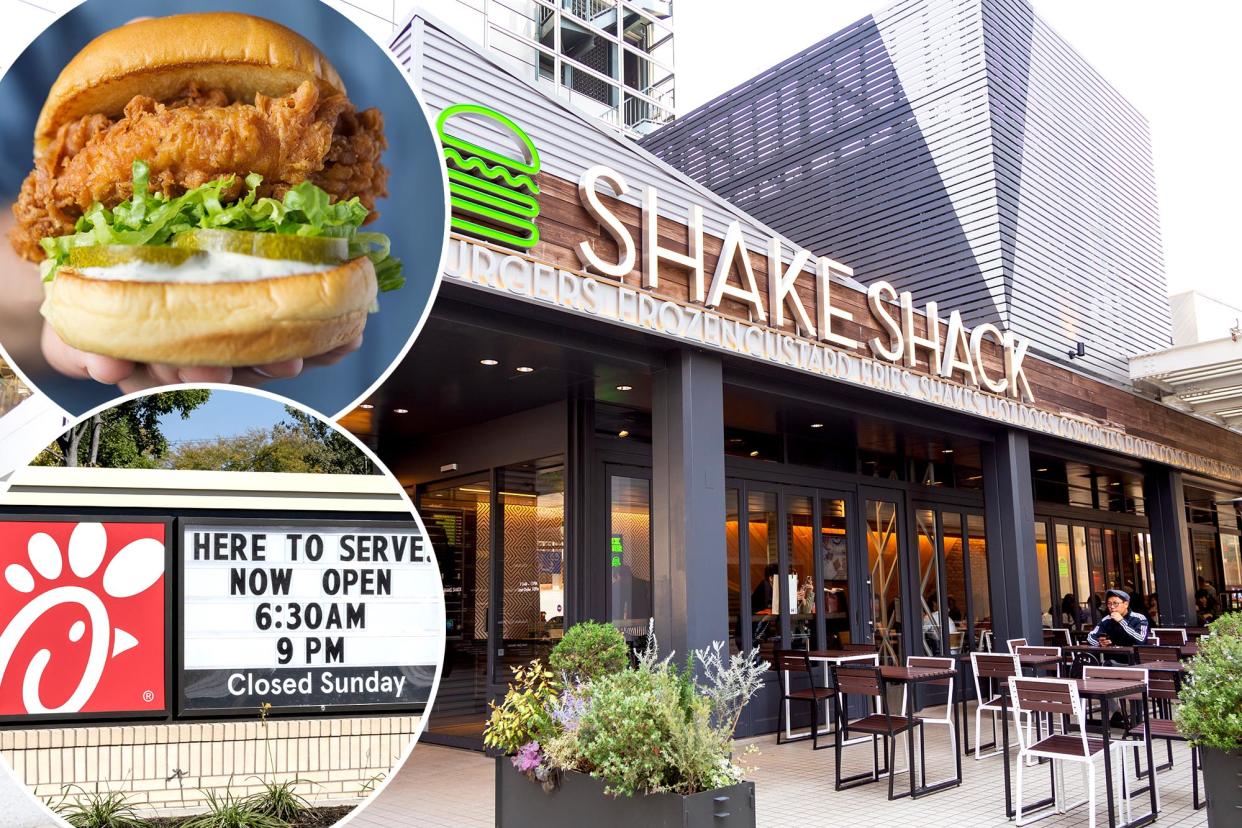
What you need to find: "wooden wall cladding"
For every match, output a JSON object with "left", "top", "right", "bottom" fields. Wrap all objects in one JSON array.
[{"left": 526, "top": 172, "right": 1241, "bottom": 468}]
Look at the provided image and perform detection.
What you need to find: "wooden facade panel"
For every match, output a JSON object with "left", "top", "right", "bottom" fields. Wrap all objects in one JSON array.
[{"left": 518, "top": 171, "right": 1242, "bottom": 465}]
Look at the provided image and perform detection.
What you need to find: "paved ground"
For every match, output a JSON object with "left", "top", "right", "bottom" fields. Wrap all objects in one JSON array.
[{"left": 352, "top": 704, "right": 1208, "bottom": 827}]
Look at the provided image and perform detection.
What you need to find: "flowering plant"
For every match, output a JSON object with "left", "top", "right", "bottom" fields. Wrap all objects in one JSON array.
[{"left": 484, "top": 620, "right": 768, "bottom": 797}]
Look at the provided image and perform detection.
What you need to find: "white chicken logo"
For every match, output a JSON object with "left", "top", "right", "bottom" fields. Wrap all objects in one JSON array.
[{"left": 0, "top": 522, "right": 164, "bottom": 714}]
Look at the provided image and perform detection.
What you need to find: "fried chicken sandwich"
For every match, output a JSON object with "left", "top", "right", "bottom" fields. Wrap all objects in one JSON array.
[{"left": 9, "top": 12, "right": 403, "bottom": 366}]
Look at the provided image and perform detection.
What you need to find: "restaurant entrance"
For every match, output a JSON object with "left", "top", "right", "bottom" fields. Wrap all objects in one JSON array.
[{"left": 725, "top": 466, "right": 991, "bottom": 734}]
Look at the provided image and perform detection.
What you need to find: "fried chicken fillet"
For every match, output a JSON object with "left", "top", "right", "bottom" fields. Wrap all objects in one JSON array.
[{"left": 11, "top": 81, "right": 388, "bottom": 262}]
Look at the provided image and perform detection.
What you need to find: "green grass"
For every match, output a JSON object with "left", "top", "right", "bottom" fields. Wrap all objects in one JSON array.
[
  {"left": 180, "top": 789, "right": 289, "bottom": 828},
  {"left": 50, "top": 786, "right": 146, "bottom": 828},
  {"left": 245, "top": 778, "right": 312, "bottom": 822}
]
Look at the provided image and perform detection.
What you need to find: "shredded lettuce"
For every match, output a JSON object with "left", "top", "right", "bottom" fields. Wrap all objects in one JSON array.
[{"left": 39, "top": 160, "right": 404, "bottom": 291}]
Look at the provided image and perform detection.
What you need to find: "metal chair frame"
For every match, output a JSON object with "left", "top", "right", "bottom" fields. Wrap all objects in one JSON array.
[
  {"left": 830, "top": 662, "right": 924, "bottom": 800},
  {"left": 970, "top": 652, "right": 1021, "bottom": 760},
  {"left": 775, "top": 649, "right": 835, "bottom": 750},
  {"left": 1007, "top": 676, "right": 1132, "bottom": 828}
]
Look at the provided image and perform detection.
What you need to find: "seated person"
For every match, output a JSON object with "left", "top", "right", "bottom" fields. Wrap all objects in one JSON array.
[{"left": 1085, "top": 588, "right": 1149, "bottom": 647}]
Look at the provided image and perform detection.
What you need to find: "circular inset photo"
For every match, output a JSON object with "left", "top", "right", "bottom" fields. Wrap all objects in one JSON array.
[
  {"left": 0, "top": 0, "right": 448, "bottom": 418},
  {"left": 0, "top": 386, "right": 445, "bottom": 826}
]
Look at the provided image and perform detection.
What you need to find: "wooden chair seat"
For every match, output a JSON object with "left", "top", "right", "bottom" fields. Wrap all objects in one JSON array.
[
  {"left": 787, "top": 686, "right": 835, "bottom": 701},
  {"left": 1132, "top": 718, "right": 1187, "bottom": 741},
  {"left": 1028, "top": 733, "right": 1107, "bottom": 758},
  {"left": 848, "top": 713, "right": 917, "bottom": 735}
]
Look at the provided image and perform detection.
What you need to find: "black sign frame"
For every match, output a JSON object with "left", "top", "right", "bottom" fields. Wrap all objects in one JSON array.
[{"left": 174, "top": 516, "right": 438, "bottom": 719}]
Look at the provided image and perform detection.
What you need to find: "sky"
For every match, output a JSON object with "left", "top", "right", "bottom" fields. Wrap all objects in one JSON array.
[
  {"left": 674, "top": 0, "right": 1241, "bottom": 304},
  {"left": 158, "top": 390, "right": 288, "bottom": 446}
]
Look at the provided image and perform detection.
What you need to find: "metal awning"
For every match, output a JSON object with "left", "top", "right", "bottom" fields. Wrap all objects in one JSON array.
[{"left": 1130, "top": 331, "right": 1242, "bottom": 434}]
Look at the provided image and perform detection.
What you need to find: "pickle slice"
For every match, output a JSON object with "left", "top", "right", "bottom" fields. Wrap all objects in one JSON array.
[
  {"left": 173, "top": 229, "right": 348, "bottom": 264},
  {"left": 67, "top": 245, "right": 202, "bottom": 269}
]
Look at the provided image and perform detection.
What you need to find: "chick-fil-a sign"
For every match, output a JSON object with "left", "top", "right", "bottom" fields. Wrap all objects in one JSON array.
[{"left": 0, "top": 519, "right": 168, "bottom": 718}]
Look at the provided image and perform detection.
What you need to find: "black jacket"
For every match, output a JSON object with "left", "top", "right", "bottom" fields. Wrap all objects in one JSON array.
[{"left": 1086, "top": 610, "right": 1149, "bottom": 646}]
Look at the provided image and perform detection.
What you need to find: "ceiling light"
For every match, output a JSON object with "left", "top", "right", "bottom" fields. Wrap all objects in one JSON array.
[
  {"left": 516, "top": 366, "right": 534, "bottom": 373},
  {"left": 728, "top": 437, "right": 744, "bottom": 444},
  {"left": 749, "top": 450, "right": 760, "bottom": 457},
  {"left": 810, "top": 423, "right": 824, "bottom": 429},
  {"left": 1036, "top": 467, "right": 1048, "bottom": 472},
  {"left": 618, "top": 430, "right": 630, "bottom": 438},
  {"left": 360, "top": 404, "right": 374, "bottom": 410},
  {"left": 480, "top": 359, "right": 499, "bottom": 366},
  {"left": 616, "top": 384, "right": 633, "bottom": 392},
  {"left": 394, "top": 408, "right": 409, "bottom": 414},
  {"left": 941, "top": 448, "right": 954, "bottom": 454}
]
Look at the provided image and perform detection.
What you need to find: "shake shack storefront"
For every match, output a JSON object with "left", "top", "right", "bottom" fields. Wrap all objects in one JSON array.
[{"left": 353, "top": 15, "right": 1242, "bottom": 747}]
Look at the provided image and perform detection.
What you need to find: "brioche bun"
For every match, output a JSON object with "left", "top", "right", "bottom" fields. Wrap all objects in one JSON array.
[
  {"left": 34, "top": 13, "right": 346, "bottom": 157},
  {"left": 41, "top": 257, "right": 377, "bottom": 366}
]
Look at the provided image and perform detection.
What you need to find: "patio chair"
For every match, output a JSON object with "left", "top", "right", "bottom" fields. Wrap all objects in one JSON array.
[
  {"left": 1043, "top": 628, "right": 1073, "bottom": 647},
  {"left": 970, "top": 652, "right": 1021, "bottom": 760},
  {"left": 1151, "top": 628, "right": 1187, "bottom": 646},
  {"left": 977, "top": 629, "right": 994, "bottom": 652},
  {"left": 842, "top": 641, "right": 879, "bottom": 653},
  {"left": 775, "top": 649, "right": 835, "bottom": 750},
  {"left": 1016, "top": 644, "right": 1064, "bottom": 678},
  {"left": 1008, "top": 677, "right": 1132, "bottom": 827},
  {"left": 1113, "top": 665, "right": 1205, "bottom": 810},
  {"left": 829, "top": 662, "right": 925, "bottom": 800},
  {"left": 1006, "top": 637, "right": 1028, "bottom": 652},
  {"left": 1133, "top": 645, "right": 1180, "bottom": 664}
]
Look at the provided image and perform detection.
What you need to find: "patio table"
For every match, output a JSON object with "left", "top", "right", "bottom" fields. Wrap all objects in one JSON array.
[
  {"left": 796, "top": 649, "right": 879, "bottom": 741},
  {"left": 956, "top": 652, "right": 1061, "bottom": 756}
]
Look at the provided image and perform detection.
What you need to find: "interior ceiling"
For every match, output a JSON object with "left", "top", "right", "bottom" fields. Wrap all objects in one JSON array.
[
  {"left": 723, "top": 384, "right": 985, "bottom": 468},
  {"left": 344, "top": 313, "right": 654, "bottom": 438}
]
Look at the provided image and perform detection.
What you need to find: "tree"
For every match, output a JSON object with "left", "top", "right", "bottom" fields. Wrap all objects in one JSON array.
[
  {"left": 165, "top": 408, "right": 374, "bottom": 474},
  {"left": 278, "top": 406, "right": 375, "bottom": 474},
  {"left": 38, "top": 390, "right": 211, "bottom": 468}
]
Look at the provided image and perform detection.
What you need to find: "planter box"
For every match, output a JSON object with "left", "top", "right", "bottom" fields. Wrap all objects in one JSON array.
[
  {"left": 1201, "top": 746, "right": 1242, "bottom": 828},
  {"left": 495, "top": 756, "right": 756, "bottom": 828}
]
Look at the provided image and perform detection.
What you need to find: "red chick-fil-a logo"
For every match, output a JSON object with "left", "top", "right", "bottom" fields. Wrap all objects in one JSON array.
[{"left": 0, "top": 521, "right": 166, "bottom": 716}]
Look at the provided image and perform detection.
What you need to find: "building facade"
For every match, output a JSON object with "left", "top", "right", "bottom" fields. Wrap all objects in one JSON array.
[
  {"left": 368, "top": 7, "right": 1242, "bottom": 748},
  {"left": 640, "top": 0, "right": 1169, "bottom": 385},
  {"left": 397, "top": 0, "right": 675, "bottom": 137}
]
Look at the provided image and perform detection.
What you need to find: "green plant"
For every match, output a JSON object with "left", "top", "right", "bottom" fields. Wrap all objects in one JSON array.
[
  {"left": 483, "top": 659, "right": 560, "bottom": 755},
  {"left": 246, "top": 779, "right": 312, "bottom": 822},
  {"left": 548, "top": 620, "right": 628, "bottom": 682},
  {"left": 182, "top": 788, "right": 289, "bottom": 828},
  {"left": 50, "top": 786, "right": 146, "bottom": 828},
  {"left": 1177, "top": 612, "right": 1242, "bottom": 752}
]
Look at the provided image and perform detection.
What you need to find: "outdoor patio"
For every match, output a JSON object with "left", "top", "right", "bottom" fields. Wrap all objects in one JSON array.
[{"left": 352, "top": 702, "right": 1209, "bottom": 827}]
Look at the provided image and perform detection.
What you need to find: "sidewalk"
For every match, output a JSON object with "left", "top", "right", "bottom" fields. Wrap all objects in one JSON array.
[{"left": 354, "top": 707, "right": 1209, "bottom": 827}]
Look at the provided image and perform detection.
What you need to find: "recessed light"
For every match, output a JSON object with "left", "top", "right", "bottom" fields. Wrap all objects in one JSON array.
[
  {"left": 728, "top": 437, "right": 744, "bottom": 444},
  {"left": 941, "top": 448, "right": 954, "bottom": 454},
  {"left": 1037, "top": 467, "right": 1049, "bottom": 472},
  {"left": 618, "top": 430, "right": 630, "bottom": 438},
  {"left": 810, "top": 423, "right": 824, "bottom": 429},
  {"left": 749, "top": 450, "right": 760, "bottom": 457},
  {"left": 516, "top": 366, "right": 534, "bottom": 373},
  {"left": 360, "top": 404, "right": 374, "bottom": 410},
  {"left": 394, "top": 408, "right": 409, "bottom": 414},
  {"left": 616, "top": 384, "right": 633, "bottom": 392},
  {"left": 480, "top": 359, "right": 499, "bottom": 366}
]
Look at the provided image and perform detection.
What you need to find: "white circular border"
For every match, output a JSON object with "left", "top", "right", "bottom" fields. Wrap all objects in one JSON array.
[{"left": 0, "top": 381, "right": 449, "bottom": 827}]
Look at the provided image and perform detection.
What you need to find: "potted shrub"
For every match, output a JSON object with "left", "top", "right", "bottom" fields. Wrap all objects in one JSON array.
[
  {"left": 1176, "top": 612, "right": 1242, "bottom": 826},
  {"left": 486, "top": 621, "right": 767, "bottom": 828}
]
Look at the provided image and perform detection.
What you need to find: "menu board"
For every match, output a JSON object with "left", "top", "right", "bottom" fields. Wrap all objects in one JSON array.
[{"left": 180, "top": 520, "right": 442, "bottom": 714}]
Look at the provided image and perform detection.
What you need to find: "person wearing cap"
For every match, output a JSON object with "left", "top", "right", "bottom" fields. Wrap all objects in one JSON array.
[{"left": 1086, "top": 589, "right": 1149, "bottom": 647}]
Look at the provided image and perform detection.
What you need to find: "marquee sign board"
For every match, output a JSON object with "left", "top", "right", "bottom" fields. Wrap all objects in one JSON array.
[
  {"left": 180, "top": 519, "right": 442, "bottom": 715},
  {"left": 0, "top": 518, "right": 170, "bottom": 722}
]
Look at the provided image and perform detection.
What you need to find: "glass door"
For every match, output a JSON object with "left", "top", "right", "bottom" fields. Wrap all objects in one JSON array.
[
  {"left": 863, "top": 493, "right": 904, "bottom": 665},
  {"left": 419, "top": 476, "right": 493, "bottom": 747},
  {"left": 606, "top": 467, "right": 653, "bottom": 645}
]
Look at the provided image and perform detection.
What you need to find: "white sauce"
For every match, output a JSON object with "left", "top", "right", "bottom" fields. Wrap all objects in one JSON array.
[{"left": 78, "top": 251, "right": 335, "bottom": 283}]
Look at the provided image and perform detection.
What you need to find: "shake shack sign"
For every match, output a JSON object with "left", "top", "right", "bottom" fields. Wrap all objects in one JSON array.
[{"left": 180, "top": 520, "right": 442, "bottom": 714}]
